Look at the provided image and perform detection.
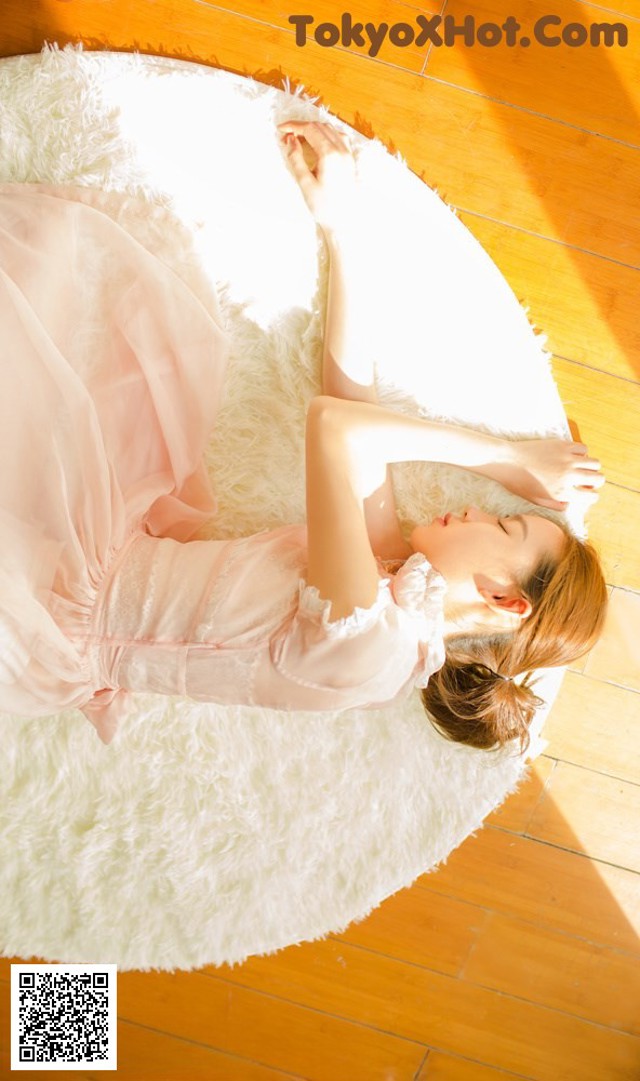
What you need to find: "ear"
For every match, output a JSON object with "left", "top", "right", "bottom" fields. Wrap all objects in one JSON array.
[{"left": 478, "top": 583, "right": 532, "bottom": 625}]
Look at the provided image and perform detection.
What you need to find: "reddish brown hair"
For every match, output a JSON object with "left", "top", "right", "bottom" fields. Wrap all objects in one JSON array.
[{"left": 421, "top": 528, "right": 608, "bottom": 755}]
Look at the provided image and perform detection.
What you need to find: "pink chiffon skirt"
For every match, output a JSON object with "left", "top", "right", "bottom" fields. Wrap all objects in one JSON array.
[{"left": 0, "top": 183, "right": 231, "bottom": 720}]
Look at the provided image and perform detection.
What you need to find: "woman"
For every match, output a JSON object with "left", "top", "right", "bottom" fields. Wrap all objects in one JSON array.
[
  {"left": 0, "top": 121, "right": 606, "bottom": 750},
  {"left": 280, "top": 121, "right": 607, "bottom": 754}
]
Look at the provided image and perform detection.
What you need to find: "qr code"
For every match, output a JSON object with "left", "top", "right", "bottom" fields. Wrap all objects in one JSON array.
[{"left": 11, "top": 964, "right": 117, "bottom": 1071}]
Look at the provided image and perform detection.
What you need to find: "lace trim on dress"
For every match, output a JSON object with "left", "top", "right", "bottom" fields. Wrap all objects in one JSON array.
[
  {"left": 391, "top": 552, "right": 448, "bottom": 615},
  {"left": 297, "top": 552, "right": 448, "bottom": 649},
  {"left": 297, "top": 576, "right": 393, "bottom": 640},
  {"left": 295, "top": 553, "right": 448, "bottom": 690},
  {"left": 391, "top": 553, "right": 448, "bottom": 688}
]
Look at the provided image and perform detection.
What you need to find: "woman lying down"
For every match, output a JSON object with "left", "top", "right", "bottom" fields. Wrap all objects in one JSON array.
[{"left": 0, "top": 120, "right": 607, "bottom": 751}]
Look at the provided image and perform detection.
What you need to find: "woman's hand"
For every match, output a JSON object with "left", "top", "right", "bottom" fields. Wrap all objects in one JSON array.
[
  {"left": 499, "top": 437, "right": 605, "bottom": 511},
  {"left": 277, "top": 120, "right": 360, "bottom": 235}
]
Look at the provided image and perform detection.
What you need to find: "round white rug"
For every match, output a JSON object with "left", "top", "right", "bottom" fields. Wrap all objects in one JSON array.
[{"left": 0, "top": 44, "right": 578, "bottom": 971}]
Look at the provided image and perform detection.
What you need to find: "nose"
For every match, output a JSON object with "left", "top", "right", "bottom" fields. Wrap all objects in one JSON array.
[{"left": 461, "top": 505, "right": 495, "bottom": 524}]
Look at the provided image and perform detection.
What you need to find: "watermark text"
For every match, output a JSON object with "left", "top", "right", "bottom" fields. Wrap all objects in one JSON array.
[{"left": 288, "top": 14, "right": 628, "bottom": 55}]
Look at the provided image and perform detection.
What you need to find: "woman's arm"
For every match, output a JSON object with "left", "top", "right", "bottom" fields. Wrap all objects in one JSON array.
[
  {"left": 305, "top": 397, "right": 382, "bottom": 620},
  {"left": 283, "top": 122, "right": 604, "bottom": 617},
  {"left": 322, "top": 229, "right": 413, "bottom": 560},
  {"left": 311, "top": 394, "right": 515, "bottom": 499},
  {"left": 304, "top": 393, "right": 603, "bottom": 620},
  {"left": 305, "top": 394, "right": 510, "bottom": 621},
  {"left": 279, "top": 119, "right": 411, "bottom": 560},
  {"left": 302, "top": 393, "right": 510, "bottom": 622}
]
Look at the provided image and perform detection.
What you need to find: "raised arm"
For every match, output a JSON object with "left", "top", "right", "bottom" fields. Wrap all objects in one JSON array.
[
  {"left": 304, "top": 394, "right": 507, "bottom": 621},
  {"left": 279, "top": 119, "right": 411, "bottom": 561},
  {"left": 304, "top": 394, "right": 604, "bottom": 620},
  {"left": 321, "top": 229, "right": 413, "bottom": 561},
  {"left": 280, "top": 122, "right": 604, "bottom": 620}
]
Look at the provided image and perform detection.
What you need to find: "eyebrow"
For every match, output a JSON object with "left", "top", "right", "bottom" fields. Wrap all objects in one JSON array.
[{"left": 511, "top": 514, "right": 529, "bottom": 541}]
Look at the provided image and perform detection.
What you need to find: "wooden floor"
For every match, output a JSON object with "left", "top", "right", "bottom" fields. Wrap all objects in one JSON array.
[{"left": 1, "top": 2, "right": 639, "bottom": 1078}]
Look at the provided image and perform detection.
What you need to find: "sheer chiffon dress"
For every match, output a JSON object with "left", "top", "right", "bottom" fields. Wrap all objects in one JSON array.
[{"left": 0, "top": 183, "right": 447, "bottom": 745}]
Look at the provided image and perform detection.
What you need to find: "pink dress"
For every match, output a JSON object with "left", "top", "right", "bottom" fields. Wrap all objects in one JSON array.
[{"left": 0, "top": 183, "right": 447, "bottom": 745}]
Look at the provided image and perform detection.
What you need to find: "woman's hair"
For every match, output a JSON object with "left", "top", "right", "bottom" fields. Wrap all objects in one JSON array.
[{"left": 421, "top": 524, "right": 608, "bottom": 756}]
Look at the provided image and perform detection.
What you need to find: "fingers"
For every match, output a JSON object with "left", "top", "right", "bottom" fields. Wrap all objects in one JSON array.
[
  {"left": 277, "top": 120, "right": 352, "bottom": 156},
  {"left": 546, "top": 482, "right": 602, "bottom": 511},
  {"left": 538, "top": 498, "right": 569, "bottom": 511},
  {"left": 548, "top": 453, "right": 606, "bottom": 508},
  {"left": 567, "top": 440, "right": 605, "bottom": 491},
  {"left": 571, "top": 467, "right": 606, "bottom": 494},
  {"left": 571, "top": 453, "right": 602, "bottom": 470},
  {"left": 277, "top": 120, "right": 344, "bottom": 148},
  {"left": 279, "top": 121, "right": 350, "bottom": 190},
  {"left": 569, "top": 470, "right": 605, "bottom": 510},
  {"left": 577, "top": 470, "right": 605, "bottom": 486},
  {"left": 283, "top": 137, "right": 315, "bottom": 188},
  {"left": 570, "top": 441, "right": 603, "bottom": 468}
]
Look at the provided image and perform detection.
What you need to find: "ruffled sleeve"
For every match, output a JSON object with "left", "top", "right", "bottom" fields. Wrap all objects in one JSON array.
[
  {"left": 389, "top": 552, "right": 448, "bottom": 688},
  {"left": 269, "top": 553, "right": 447, "bottom": 710}
]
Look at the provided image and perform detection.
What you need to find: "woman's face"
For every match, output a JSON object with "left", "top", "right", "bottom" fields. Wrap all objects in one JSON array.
[{"left": 411, "top": 505, "right": 567, "bottom": 628}]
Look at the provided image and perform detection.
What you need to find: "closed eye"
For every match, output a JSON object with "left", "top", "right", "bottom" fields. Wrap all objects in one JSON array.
[{"left": 498, "top": 519, "right": 509, "bottom": 534}]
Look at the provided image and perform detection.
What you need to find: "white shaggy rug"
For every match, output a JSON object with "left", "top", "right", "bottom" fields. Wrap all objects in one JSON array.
[{"left": 0, "top": 44, "right": 581, "bottom": 972}]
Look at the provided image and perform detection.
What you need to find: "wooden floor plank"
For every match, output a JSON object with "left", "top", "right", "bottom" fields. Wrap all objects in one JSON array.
[
  {"left": 425, "top": 0, "right": 640, "bottom": 145},
  {"left": 583, "top": 587, "right": 640, "bottom": 690},
  {"left": 389, "top": 86, "right": 640, "bottom": 268},
  {"left": 541, "top": 672, "right": 640, "bottom": 782},
  {"left": 551, "top": 358, "right": 640, "bottom": 490},
  {"left": 574, "top": 0, "right": 639, "bottom": 19},
  {"left": 1, "top": 8, "right": 639, "bottom": 266},
  {"left": 417, "top": 828, "right": 640, "bottom": 955},
  {"left": 216, "top": 937, "right": 640, "bottom": 1081},
  {"left": 115, "top": 968, "right": 426, "bottom": 1081},
  {"left": 420, "top": 1051, "right": 539, "bottom": 1080},
  {"left": 581, "top": 484, "right": 640, "bottom": 592},
  {"left": 525, "top": 760, "right": 640, "bottom": 872},
  {"left": 86, "top": 1018, "right": 308, "bottom": 1081},
  {"left": 0, "top": 5, "right": 638, "bottom": 1081},
  {"left": 457, "top": 213, "right": 640, "bottom": 384},
  {"left": 330, "top": 885, "right": 489, "bottom": 978},
  {"left": 0, "top": 974, "right": 306, "bottom": 1081},
  {"left": 463, "top": 911, "right": 640, "bottom": 1034},
  {"left": 485, "top": 757, "right": 555, "bottom": 834},
  {"left": 210, "top": 0, "right": 444, "bottom": 74}
]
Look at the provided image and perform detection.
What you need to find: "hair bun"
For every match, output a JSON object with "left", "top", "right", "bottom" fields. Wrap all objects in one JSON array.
[
  {"left": 491, "top": 668, "right": 512, "bottom": 683},
  {"left": 422, "top": 662, "right": 545, "bottom": 755}
]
